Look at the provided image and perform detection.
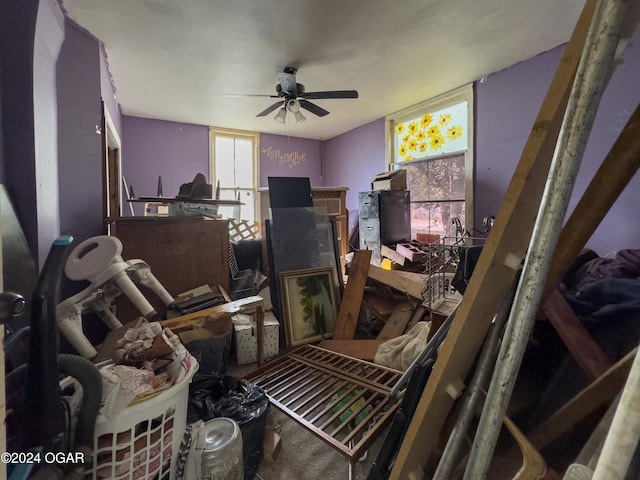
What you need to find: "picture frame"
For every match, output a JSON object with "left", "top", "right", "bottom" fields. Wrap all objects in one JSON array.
[{"left": 279, "top": 267, "right": 338, "bottom": 347}]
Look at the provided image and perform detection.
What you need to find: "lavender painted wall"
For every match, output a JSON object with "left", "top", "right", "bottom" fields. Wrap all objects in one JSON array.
[
  {"left": 100, "top": 46, "right": 122, "bottom": 137},
  {"left": 1, "top": 0, "right": 40, "bottom": 258},
  {"left": 33, "top": 0, "right": 65, "bottom": 265},
  {"left": 1, "top": 0, "right": 65, "bottom": 265},
  {"left": 259, "top": 133, "right": 323, "bottom": 187},
  {"left": 121, "top": 116, "right": 209, "bottom": 215},
  {"left": 475, "top": 47, "right": 561, "bottom": 224},
  {"left": 324, "top": 118, "right": 386, "bottom": 228},
  {"left": 57, "top": 22, "right": 104, "bottom": 243},
  {"left": 476, "top": 28, "right": 640, "bottom": 256},
  {"left": 572, "top": 32, "right": 640, "bottom": 255}
]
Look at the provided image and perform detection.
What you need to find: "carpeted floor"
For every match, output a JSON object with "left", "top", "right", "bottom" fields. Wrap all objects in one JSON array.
[
  {"left": 255, "top": 407, "right": 386, "bottom": 480},
  {"left": 228, "top": 360, "right": 388, "bottom": 480}
]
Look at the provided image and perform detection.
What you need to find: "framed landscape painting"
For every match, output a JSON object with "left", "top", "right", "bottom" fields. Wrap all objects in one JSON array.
[{"left": 279, "top": 267, "right": 338, "bottom": 347}]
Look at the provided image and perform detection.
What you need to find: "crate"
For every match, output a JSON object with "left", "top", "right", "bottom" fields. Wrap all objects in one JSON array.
[
  {"left": 422, "top": 272, "right": 455, "bottom": 305},
  {"left": 87, "top": 356, "right": 198, "bottom": 480}
]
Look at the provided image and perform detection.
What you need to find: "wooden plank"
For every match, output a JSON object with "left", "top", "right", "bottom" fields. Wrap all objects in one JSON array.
[
  {"left": 390, "top": 1, "right": 597, "bottom": 477},
  {"left": 318, "top": 339, "right": 385, "bottom": 361},
  {"left": 381, "top": 244, "right": 406, "bottom": 266},
  {"left": 161, "top": 295, "right": 265, "bottom": 367},
  {"left": 333, "top": 249, "right": 372, "bottom": 339},
  {"left": 425, "top": 311, "right": 447, "bottom": 343},
  {"left": 543, "top": 289, "right": 613, "bottom": 381},
  {"left": 529, "top": 347, "right": 636, "bottom": 450},
  {"left": 161, "top": 296, "right": 263, "bottom": 327},
  {"left": 377, "top": 300, "right": 414, "bottom": 340},
  {"left": 367, "top": 263, "right": 426, "bottom": 300},
  {"left": 406, "top": 304, "right": 429, "bottom": 334},
  {"left": 396, "top": 242, "right": 428, "bottom": 262},
  {"left": 362, "top": 292, "right": 398, "bottom": 321}
]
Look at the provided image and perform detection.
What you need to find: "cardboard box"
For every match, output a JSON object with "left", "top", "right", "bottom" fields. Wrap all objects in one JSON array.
[
  {"left": 232, "top": 311, "right": 279, "bottom": 365},
  {"left": 263, "top": 431, "right": 281, "bottom": 463},
  {"left": 371, "top": 169, "right": 407, "bottom": 191}
]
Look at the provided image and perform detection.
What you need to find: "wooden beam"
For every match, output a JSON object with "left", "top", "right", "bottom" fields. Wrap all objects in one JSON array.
[
  {"left": 543, "top": 289, "right": 614, "bottom": 381},
  {"left": 362, "top": 291, "right": 398, "bottom": 322},
  {"left": 367, "top": 263, "right": 426, "bottom": 300},
  {"left": 333, "top": 249, "right": 372, "bottom": 339},
  {"left": 161, "top": 296, "right": 263, "bottom": 327},
  {"left": 377, "top": 300, "right": 414, "bottom": 340},
  {"left": 390, "top": 1, "right": 597, "bottom": 477},
  {"left": 161, "top": 295, "right": 265, "bottom": 366},
  {"left": 381, "top": 244, "right": 406, "bottom": 266},
  {"left": 318, "top": 339, "right": 385, "bottom": 361},
  {"left": 529, "top": 347, "right": 637, "bottom": 450}
]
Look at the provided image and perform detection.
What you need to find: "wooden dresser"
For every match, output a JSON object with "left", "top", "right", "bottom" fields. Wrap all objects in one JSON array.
[
  {"left": 109, "top": 216, "right": 229, "bottom": 320},
  {"left": 259, "top": 187, "right": 349, "bottom": 272}
]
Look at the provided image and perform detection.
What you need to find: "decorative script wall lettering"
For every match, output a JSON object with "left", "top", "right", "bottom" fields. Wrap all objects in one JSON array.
[{"left": 262, "top": 146, "right": 307, "bottom": 168}]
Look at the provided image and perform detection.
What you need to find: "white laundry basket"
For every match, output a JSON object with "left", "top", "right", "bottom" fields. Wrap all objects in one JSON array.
[{"left": 87, "top": 356, "right": 198, "bottom": 480}]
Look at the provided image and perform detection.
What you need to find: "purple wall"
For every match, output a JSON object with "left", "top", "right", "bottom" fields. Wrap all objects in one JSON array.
[
  {"left": 121, "top": 116, "right": 209, "bottom": 215},
  {"left": 324, "top": 118, "right": 386, "bottom": 228},
  {"left": 1, "top": 0, "right": 39, "bottom": 253},
  {"left": 475, "top": 47, "right": 561, "bottom": 225},
  {"left": 476, "top": 28, "right": 640, "bottom": 256},
  {"left": 33, "top": 0, "right": 66, "bottom": 265},
  {"left": 57, "top": 22, "right": 105, "bottom": 243},
  {"left": 121, "top": 126, "right": 326, "bottom": 204},
  {"left": 573, "top": 33, "right": 640, "bottom": 255},
  {"left": 100, "top": 45, "right": 122, "bottom": 138},
  {"left": 259, "top": 134, "right": 323, "bottom": 187},
  {"left": 1, "top": 0, "right": 65, "bottom": 265}
]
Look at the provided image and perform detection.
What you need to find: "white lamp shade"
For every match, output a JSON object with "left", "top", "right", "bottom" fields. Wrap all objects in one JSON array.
[
  {"left": 293, "top": 110, "right": 306, "bottom": 123},
  {"left": 274, "top": 107, "right": 287, "bottom": 123}
]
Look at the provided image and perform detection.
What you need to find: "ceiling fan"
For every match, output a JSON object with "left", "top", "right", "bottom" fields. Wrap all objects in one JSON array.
[{"left": 225, "top": 66, "right": 358, "bottom": 123}]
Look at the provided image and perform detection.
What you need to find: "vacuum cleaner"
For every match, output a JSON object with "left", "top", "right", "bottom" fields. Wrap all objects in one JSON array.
[{"left": 5, "top": 236, "right": 103, "bottom": 480}]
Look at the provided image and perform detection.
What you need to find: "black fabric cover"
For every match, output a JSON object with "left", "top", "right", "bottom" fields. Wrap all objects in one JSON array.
[{"left": 451, "top": 245, "right": 483, "bottom": 295}]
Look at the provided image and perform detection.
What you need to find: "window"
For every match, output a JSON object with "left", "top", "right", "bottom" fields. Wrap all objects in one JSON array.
[
  {"left": 209, "top": 128, "right": 260, "bottom": 222},
  {"left": 386, "top": 85, "right": 473, "bottom": 242}
]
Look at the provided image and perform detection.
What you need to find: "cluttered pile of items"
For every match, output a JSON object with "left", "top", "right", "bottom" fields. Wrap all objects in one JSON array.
[{"left": 4, "top": 231, "right": 272, "bottom": 480}]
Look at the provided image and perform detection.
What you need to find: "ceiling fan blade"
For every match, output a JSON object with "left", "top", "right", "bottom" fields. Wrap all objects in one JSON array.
[
  {"left": 299, "top": 99, "right": 330, "bottom": 117},
  {"left": 277, "top": 71, "right": 298, "bottom": 96},
  {"left": 220, "top": 93, "right": 279, "bottom": 98},
  {"left": 301, "top": 90, "right": 359, "bottom": 99},
  {"left": 256, "top": 101, "right": 283, "bottom": 117}
]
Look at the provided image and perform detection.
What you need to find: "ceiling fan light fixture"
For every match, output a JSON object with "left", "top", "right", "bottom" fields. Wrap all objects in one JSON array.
[
  {"left": 286, "top": 98, "right": 301, "bottom": 113},
  {"left": 274, "top": 107, "right": 287, "bottom": 123},
  {"left": 293, "top": 110, "right": 306, "bottom": 123}
]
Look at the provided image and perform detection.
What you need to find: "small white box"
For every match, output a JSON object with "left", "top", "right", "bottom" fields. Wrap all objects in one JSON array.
[{"left": 232, "top": 311, "right": 279, "bottom": 365}]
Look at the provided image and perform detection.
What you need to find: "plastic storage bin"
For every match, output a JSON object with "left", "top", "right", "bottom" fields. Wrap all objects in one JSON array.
[{"left": 87, "top": 356, "right": 199, "bottom": 480}]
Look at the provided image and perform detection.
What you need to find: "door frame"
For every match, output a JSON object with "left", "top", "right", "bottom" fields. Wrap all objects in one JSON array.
[{"left": 102, "top": 101, "right": 122, "bottom": 234}]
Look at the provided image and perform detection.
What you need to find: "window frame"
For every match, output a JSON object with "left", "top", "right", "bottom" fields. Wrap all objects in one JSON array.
[
  {"left": 385, "top": 84, "right": 474, "bottom": 234},
  {"left": 209, "top": 127, "right": 260, "bottom": 222}
]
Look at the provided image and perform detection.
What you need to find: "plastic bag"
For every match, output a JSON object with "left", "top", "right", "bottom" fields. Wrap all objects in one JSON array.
[
  {"left": 374, "top": 321, "right": 431, "bottom": 370},
  {"left": 188, "top": 373, "right": 269, "bottom": 479}
]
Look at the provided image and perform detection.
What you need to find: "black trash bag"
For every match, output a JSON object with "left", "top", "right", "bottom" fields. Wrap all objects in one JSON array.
[{"left": 188, "top": 372, "right": 269, "bottom": 480}]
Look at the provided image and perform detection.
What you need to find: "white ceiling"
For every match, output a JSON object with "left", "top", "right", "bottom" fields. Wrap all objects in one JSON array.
[{"left": 61, "top": 0, "right": 587, "bottom": 140}]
